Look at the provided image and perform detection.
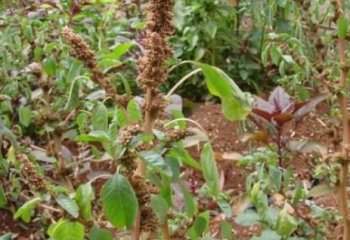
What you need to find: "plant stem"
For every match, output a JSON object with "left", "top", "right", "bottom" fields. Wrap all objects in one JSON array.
[
  {"left": 132, "top": 88, "right": 152, "bottom": 240},
  {"left": 334, "top": 0, "right": 350, "bottom": 239},
  {"left": 161, "top": 218, "right": 171, "bottom": 240}
]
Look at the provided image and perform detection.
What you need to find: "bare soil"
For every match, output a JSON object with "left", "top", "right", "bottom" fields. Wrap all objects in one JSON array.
[{"left": 189, "top": 102, "right": 340, "bottom": 239}]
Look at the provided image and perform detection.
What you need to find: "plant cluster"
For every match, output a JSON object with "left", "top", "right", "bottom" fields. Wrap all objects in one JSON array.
[{"left": 1, "top": 0, "right": 350, "bottom": 240}]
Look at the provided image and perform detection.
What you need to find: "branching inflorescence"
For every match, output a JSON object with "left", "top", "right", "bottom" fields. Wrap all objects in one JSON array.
[{"left": 61, "top": 26, "right": 129, "bottom": 106}]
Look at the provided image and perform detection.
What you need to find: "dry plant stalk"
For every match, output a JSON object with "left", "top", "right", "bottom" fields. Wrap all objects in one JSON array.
[
  {"left": 133, "top": 0, "right": 174, "bottom": 239},
  {"left": 333, "top": 0, "right": 350, "bottom": 239}
]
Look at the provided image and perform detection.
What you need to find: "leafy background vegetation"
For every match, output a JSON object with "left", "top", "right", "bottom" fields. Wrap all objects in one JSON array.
[{"left": 0, "top": 0, "right": 350, "bottom": 240}]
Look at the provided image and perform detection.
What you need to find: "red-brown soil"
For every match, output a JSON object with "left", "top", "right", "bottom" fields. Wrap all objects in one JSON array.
[{"left": 189, "top": 102, "right": 340, "bottom": 239}]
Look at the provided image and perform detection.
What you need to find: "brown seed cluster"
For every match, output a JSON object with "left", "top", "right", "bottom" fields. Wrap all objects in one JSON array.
[
  {"left": 129, "top": 175, "right": 160, "bottom": 235},
  {"left": 137, "top": 0, "right": 174, "bottom": 116},
  {"left": 17, "top": 154, "right": 46, "bottom": 191},
  {"left": 61, "top": 26, "right": 119, "bottom": 102},
  {"left": 164, "top": 128, "right": 194, "bottom": 146},
  {"left": 140, "top": 205, "right": 158, "bottom": 234},
  {"left": 118, "top": 124, "right": 143, "bottom": 146}
]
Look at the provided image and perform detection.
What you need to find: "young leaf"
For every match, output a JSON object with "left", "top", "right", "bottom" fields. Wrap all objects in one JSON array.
[
  {"left": 139, "top": 151, "right": 164, "bottom": 167},
  {"left": 188, "top": 211, "right": 210, "bottom": 240},
  {"left": 75, "top": 183, "right": 95, "bottom": 221},
  {"left": 14, "top": 197, "right": 42, "bottom": 223},
  {"left": 337, "top": 17, "right": 349, "bottom": 38},
  {"left": 200, "top": 143, "right": 220, "bottom": 197},
  {"left": 251, "top": 229, "right": 281, "bottom": 240},
  {"left": 56, "top": 195, "right": 79, "bottom": 218},
  {"left": 168, "top": 143, "right": 201, "bottom": 170},
  {"left": 150, "top": 195, "right": 169, "bottom": 224},
  {"left": 48, "top": 219, "right": 84, "bottom": 240},
  {"left": 92, "top": 103, "right": 108, "bottom": 132},
  {"left": 0, "top": 233, "right": 11, "bottom": 240},
  {"left": 181, "top": 186, "right": 197, "bottom": 217},
  {"left": 205, "top": 21, "right": 217, "bottom": 39},
  {"left": 43, "top": 56, "right": 56, "bottom": 77},
  {"left": 65, "top": 77, "right": 81, "bottom": 110},
  {"left": 276, "top": 206, "right": 297, "bottom": 236},
  {"left": 268, "top": 87, "right": 291, "bottom": 111},
  {"left": 0, "top": 186, "right": 7, "bottom": 207},
  {"left": 220, "top": 220, "right": 233, "bottom": 240},
  {"left": 127, "top": 100, "right": 142, "bottom": 122},
  {"left": 235, "top": 209, "right": 260, "bottom": 226},
  {"left": 19, "top": 106, "right": 33, "bottom": 127},
  {"left": 89, "top": 226, "right": 113, "bottom": 240},
  {"left": 101, "top": 173, "right": 138, "bottom": 228}
]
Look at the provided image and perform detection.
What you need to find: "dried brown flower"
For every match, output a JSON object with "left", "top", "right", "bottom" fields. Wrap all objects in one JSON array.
[
  {"left": 61, "top": 26, "right": 120, "bottom": 103},
  {"left": 17, "top": 154, "right": 46, "bottom": 191},
  {"left": 129, "top": 175, "right": 154, "bottom": 205},
  {"left": 118, "top": 149, "right": 137, "bottom": 173},
  {"left": 118, "top": 124, "right": 143, "bottom": 146},
  {"left": 140, "top": 205, "right": 158, "bottom": 234},
  {"left": 164, "top": 128, "right": 194, "bottom": 145},
  {"left": 137, "top": 0, "right": 174, "bottom": 117}
]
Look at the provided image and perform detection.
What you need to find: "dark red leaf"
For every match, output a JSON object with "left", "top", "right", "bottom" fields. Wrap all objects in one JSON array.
[
  {"left": 272, "top": 113, "right": 294, "bottom": 124},
  {"left": 252, "top": 108, "right": 273, "bottom": 121},
  {"left": 293, "top": 94, "right": 329, "bottom": 121},
  {"left": 268, "top": 86, "right": 292, "bottom": 112},
  {"left": 282, "top": 102, "right": 295, "bottom": 114},
  {"left": 254, "top": 97, "right": 274, "bottom": 114},
  {"left": 294, "top": 101, "right": 308, "bottom": 112}
]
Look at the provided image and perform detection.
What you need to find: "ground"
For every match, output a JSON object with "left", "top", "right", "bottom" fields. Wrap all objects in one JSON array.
[{"left": 0, "top": 102, "right": 342, "bottom": 239}]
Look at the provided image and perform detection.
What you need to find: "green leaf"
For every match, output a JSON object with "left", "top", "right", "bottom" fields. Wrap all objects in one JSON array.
[
  {"left": 43, "top": 56, "right": 56, "bottom": 77},
  {"left": 76, "top": 131, "right": 110, "bottom": 144},
  {"left": 269, "top": 166, "right": 282, "bottom": 191},
  {"left": 56, "top": 195, "right": 79, "bottom": 218},
  {"left": 114, "top": 107, "right": 127, "bottom": 127},
  {"left": 101, "top": 173, "right": 138, "bottom": 228},
  {"left": 282, "top": 55, "right": 295, "bottom": 64},
  {"left": 205, "top": 21, "right": 217, "bottom": 39},
  {"left": 65, "top": 77, "right": 81, "bottom": 110},
  {"left": 105, "top": 43, "right": 134, "bottom": 60},
  {"left": 181, "top": 186, "right": 197, "bottom": 217},
  {"left": 0, "top": 233, "right": 11, "bottom": 240},
  {"left": 194, "top": 47, "right": 205, "bottom": 61},
  {"left": 276, "top": 206, "right": 297, "bottom": 236},
  {"left": 200, "top": 143, "right": 219, "bottom": 197},
  {"left": 251, "top": 229, "right": 281, "bottom": 240},
  {"left": 14, "top": 197, "right": 42, "bottom": 223},
  {"left": 150, "top": 195, "right": 169, "bottom": 224},
  {"left": 235, "top": 209, "right": 260, "bottom": 226},
  {"left": 19, "top": 106, "right": 33, "bottom": 127},
  {"left": 261, "top": 44, "right": 270, "bottom": 66},
  {"left": 271, "top": 46, "right": 282, "bottom": 65},
  {"left": 92, "top": 103, "right": 108, "bottom": 132},
  {"left": 217, "top": 200, "right": 232, "bottom": 218},
  {"left": 139, "top": 151, "right": 164, "bottom": 167},
  {"left": 127, "top": 100, "right": 142, "bottom": 122},
  {"left": 75, "top": 183, "right": 95, "bottom": 221},
  {"left": 89, "top": 226, "right": 113, "bottom": 240},
  {"left": 337, "top": 17, "right": 349, "bottom": 38},
  {"left": 220, "top": 220, "right": 233, "bottom": 240},
  {"left": 190, "top": 62, "right": 251, "bottom": 121},
  {"left": 0, "top": 186, "right": 7, "bottom": 207},
  {"left": 292, "top": 184, "right": 306, "bottom": 205},
  {"left": 188, "top": 211, "right": 210, "bottom": 240},
  {"left": 168, "top": 143, "right": 201, "bottom": 170},
  {"left": 48, "top": 219, "right": 84, "bottom": 240}
]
